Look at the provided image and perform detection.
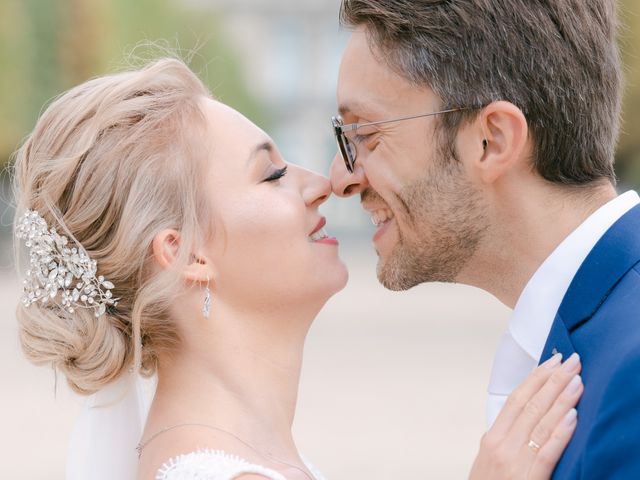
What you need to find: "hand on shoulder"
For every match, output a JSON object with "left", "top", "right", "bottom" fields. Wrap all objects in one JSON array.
[{"left": 469, "top": 353, "right": 583, "bottom": 479}]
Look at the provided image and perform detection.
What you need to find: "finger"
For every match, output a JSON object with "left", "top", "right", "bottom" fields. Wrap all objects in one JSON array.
[
  {"left": 528, "top": 374, "right": 583, "bottom": 450},
  {"left": 528, "top": 408, "right": 578, "bottom": 480},
  {"left": 490, "top": 353, "right": 563, "bottom": 438},
  {"left": 509, "top": 353, "right": 581, "bottom": 445}
]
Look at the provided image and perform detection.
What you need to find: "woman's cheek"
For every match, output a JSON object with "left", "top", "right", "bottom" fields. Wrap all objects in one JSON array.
[{"left": 226, "top": 200, "right": 303, "bottom": 260}]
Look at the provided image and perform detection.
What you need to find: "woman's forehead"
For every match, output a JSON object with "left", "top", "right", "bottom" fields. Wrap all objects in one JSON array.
[{"left": 200, "top": 98, "right": 270, "bottom": 158}]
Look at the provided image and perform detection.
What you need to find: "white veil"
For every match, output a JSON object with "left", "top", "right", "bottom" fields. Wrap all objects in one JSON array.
[{"left": 66, "top": 372, "right": 157, "bottom": 480}]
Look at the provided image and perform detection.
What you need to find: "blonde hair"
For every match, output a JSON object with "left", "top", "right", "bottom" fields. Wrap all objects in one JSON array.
[{"left": 13, "top": 57, "right": 213, "bottom": 394}]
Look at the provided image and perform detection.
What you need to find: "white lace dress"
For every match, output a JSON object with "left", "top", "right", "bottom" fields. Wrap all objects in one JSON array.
[{"left": 156, "top": 449, "right": 327, "bottom": 480}]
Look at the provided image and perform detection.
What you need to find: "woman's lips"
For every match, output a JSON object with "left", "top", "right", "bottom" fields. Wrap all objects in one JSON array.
[
  {"left": 308, "top": 216, "right": 338, "bottom": 245},
  {"left": 310, "top": 217, "right": 327, "bottom": 236},
  {"left": 314, "top": 236, "right": 339, "bottom": 246}
]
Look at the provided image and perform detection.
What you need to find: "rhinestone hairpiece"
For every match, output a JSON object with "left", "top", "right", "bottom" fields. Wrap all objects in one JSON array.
[{"left": 15, "top": 210, "right": 118, "bottom": 317}]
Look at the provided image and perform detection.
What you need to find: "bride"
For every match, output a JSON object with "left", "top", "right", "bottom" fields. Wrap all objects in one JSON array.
[{"left": 13, "top": 57, "right": 582, "bottom": 480}]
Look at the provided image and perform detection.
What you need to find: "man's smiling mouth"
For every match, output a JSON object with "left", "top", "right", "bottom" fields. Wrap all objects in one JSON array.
[{"left": 370, "top": 208, "right": 395, "bottom": 227}]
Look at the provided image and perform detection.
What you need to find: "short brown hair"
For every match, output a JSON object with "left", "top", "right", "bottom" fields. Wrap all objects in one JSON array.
[{"left": 340, "top": 0, "right": 622, "bottom": 185}]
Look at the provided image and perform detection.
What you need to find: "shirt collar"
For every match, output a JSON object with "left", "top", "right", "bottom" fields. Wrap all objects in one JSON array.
[{"left": 508, "top": 190, "right": 640, "bottom": 361}]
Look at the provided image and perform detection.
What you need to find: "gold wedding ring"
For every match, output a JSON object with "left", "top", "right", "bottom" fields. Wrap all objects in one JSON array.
[{"left": 528, "top": 439, "right": 541, "bottom": 453}]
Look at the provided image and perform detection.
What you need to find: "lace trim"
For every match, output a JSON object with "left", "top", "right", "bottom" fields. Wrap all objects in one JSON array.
[{"left": 155, "top": 448, "right": 286, "bottom": 480}]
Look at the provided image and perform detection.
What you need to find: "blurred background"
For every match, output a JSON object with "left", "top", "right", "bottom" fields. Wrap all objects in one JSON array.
[{"left": 1, "top": 0, "right": 639, "bottom": 478}]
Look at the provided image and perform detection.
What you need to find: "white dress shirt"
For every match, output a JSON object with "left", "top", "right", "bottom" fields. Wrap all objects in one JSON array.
[{"left": 486, "top": 190, "right": 640, "bottom": 428}]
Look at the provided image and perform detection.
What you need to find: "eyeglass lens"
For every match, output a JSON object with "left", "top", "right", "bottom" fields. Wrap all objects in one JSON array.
[{"left": 332, "top": 117, "right": 356, "bottom": 173}]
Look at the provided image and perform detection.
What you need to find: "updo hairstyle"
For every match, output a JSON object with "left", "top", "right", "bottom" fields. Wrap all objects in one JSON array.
[{"left": 13, "top": 58, "right": 213, "bottom": 394}]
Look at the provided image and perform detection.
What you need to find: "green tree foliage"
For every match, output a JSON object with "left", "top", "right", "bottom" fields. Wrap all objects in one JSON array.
[{"left": 0, "top": 0, "right": 265, "bottom": 166}]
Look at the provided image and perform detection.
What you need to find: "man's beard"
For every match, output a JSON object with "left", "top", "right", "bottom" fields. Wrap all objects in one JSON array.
[{"left": 374, "top": 157, "right": 488, "bottom": 291}]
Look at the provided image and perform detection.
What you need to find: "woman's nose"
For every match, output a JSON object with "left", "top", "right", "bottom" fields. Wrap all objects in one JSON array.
[
  {"left": 329, "top": 151, "right": 368, "bottom": 197},
  {"left": 302, "top": 168, "right": 332, "bottom": 208}
]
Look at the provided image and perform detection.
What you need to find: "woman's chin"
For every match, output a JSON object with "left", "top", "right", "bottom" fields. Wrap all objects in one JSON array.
[
  {"left": 302, "top": 263, "right": 349, "bottom": 309},
  {"left": 320, "top": 262, "right": 350, "bottom": 299},
  {"left": 336, "top": 261, "right": 349, "bottom": 291}
]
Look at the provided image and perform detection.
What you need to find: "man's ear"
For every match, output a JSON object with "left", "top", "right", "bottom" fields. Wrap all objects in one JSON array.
[
  {"left": 151, "top": 229, "right": 216, "bottom": 285},
  {"left": 474, "top": 101, "right": 529, "bottom": 184}
]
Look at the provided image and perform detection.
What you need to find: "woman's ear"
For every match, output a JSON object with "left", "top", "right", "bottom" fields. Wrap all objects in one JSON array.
[
  {"left": 152, "top": 229, "right": 181, "bottom": 270},
  {"left": 151, "top": 229, "right": 216, "bottom": 284},
  {"left": 475, "top": 101, "right": 529, "bottom": 184}
]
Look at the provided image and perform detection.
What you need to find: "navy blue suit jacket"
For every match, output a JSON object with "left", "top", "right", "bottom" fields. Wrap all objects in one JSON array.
[{"left": 540, "top": 203, "right": 640, "bottom": 479}]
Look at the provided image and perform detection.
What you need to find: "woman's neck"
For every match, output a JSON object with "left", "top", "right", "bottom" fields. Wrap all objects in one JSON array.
[{"left": 152, "top": 302, "right": 314, "bottom": 458}]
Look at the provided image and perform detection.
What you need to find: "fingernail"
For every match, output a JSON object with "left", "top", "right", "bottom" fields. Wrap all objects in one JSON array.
[
  {"left": 562, "top": 353, "right": 580, "bottom": 372},
  {"left": 564, "top": 375, "right": 582, "bottom": 395},
  {"left": 544, "top": 352, "right": 563, "bottom": 369},
  {"left": 563, "top": 408, "right": 577, "bottom": 426}
]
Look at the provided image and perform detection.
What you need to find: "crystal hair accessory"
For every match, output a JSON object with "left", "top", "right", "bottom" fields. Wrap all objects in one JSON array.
[{"left": 16, "top": 210, "right": 118, "bottom": 317}]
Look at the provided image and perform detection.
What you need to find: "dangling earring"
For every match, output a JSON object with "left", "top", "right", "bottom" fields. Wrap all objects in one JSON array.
[{"left": 202, "top": 276, "right": 212, "bottom": 318}]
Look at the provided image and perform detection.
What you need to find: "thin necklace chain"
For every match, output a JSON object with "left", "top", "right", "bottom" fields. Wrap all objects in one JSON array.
[{"left": 137, "top": 422, "right": 316, "bottom": 480}]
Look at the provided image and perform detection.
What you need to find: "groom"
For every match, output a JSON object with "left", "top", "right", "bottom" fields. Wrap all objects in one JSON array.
[{"left": 329, "top": 1, "right": 640, "bottom": 478}]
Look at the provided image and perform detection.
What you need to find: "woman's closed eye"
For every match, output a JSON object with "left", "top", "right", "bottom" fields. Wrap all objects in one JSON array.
[{"left": 262, "top": 166, "right": 288, "bottom": 183}]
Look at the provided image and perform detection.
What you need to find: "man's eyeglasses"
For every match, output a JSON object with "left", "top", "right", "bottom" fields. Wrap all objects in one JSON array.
[{"left": 331, "top": 107, "right": 467, "bottom": 173}]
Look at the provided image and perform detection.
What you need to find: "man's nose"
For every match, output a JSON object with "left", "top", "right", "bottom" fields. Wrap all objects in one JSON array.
[{"left": 329, "top": 152, "right": 368, "bottom": 197}]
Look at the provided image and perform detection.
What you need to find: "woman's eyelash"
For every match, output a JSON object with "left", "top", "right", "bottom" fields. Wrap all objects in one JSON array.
[{"left": 263, "top": 166, "right": 288, "bottom": 182}]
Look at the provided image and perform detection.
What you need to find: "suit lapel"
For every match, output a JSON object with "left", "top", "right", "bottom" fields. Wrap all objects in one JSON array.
[
  {"left": 540, "top": 313, "right": 576, "bottom": 363},
  {"left": 540, "top": 203, "right": 640, "bottom": 363},
  {"left": 558, "top": 203, "right": 640, "bottom": 331}
]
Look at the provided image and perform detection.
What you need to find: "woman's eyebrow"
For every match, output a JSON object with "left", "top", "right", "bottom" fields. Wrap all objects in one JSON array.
[{"left": 246, "top": 141, "right": 273, "bottom": 166}]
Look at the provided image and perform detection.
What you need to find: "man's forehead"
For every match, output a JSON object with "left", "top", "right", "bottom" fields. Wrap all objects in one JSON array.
[
  {"left": 337, "top": 29, "right": 425, "bottom": 118},
  {"left": 337, "top": 56, "right": 398, "bottom": 118},
  {"left": 338, "top": 97, "right": 388, "bottom": 119},
  {"left": 338, "top": 31, "right": 392, "bottom": 89},
  {"left": 337, "top": 64, "right": 429, "bottom": 120}
]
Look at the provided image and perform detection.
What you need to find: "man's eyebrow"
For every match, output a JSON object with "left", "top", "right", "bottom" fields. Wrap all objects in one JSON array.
[
  {"left": 338, "top": 104, "right": 351, "bottom": 117},
  {"left": 338, "top": 101, "right": 384, "bottom": 119},
  {"left": 338, "top": 103, "right": 359, "bottom": 117},
  {"left": 246, "top": 141, "right": 273, "bottom": 166}
]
